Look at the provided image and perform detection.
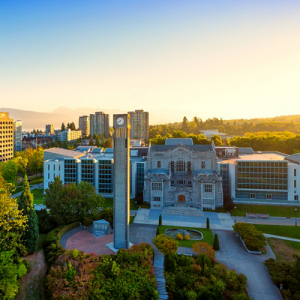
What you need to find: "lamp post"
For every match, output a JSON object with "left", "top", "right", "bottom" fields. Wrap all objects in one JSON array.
[
  {"left": 234, "top": 206, "right": 237, "bottom": 224},
  {"left": 295, "top": 209, "right": 298, "bottom": 226}
]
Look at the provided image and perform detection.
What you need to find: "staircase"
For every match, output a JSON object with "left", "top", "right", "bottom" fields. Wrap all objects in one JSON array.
[
  {"left": 154, "top": 251, "right": 168, "bottom": 300},
  {"left": 162, "top": 206, "right": 204, "bottom": 217}
]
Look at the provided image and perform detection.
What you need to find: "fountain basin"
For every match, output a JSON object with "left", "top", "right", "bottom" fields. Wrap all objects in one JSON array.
[{"left": 165, "top": 228, "right": 203, "bottom": 240}]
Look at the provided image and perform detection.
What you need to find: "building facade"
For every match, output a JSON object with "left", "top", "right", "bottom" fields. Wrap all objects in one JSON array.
[
  {"left": 14, "top": 120, "right": 22, "bottom": 152},
  {"left": 0, "top": 112, "right": 14, "bottom": 162},
  {"left": 144, "top": 139, "right": 223, "bottom": 209},
  {"left": 128, "top": 110, "right": 149, "bottom": 141},
  {"left": 45, "top": 124, "right": 54, "bottom": 136},
  {"left": 90, "top": 112, "right": 109, "bottom": 138},
  {"left": 59, "top": 129, "right": 82, "bottom": 142},
  {"left": 79, "top": 115, "right": 90, "bottom": 137}
]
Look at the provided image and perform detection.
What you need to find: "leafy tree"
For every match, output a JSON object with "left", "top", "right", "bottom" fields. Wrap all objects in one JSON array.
[
  {"left": 89, "top": 137, "right": 94, "bottom": 146},
  {"left": 104, "top": 138, "right": 112, "bottom": 148},
  {"left": 1, "top": 160, "right": 18, "bottom": 186},
  {"left": 153, "top": 234, "right": 178, "bottom": 255},
  {"left": 211, "top": 134, "right": 223, "bottom": 146},
  {"left": 0, "top": 184, "right": 27, "bottom": 255},
  {"left": 18, "top": 175, "right": 39, "bottom": 253},
  {"left": 223, "top": 195, "right": 234, "bottom": 211},
  {"left": 193, "top": 242, "right": 215, "bottom": 260},
  {"left": 213, "top": 234, "right": 220, "bottom": 251},
  {"left": 61, "top": 122, "right": 66, "bottom": 131},
  {"left": 29, "top": 147, "right": 43, "bottom": 176},
  {"left": 0, "top": 250, "right": 27, "bottom": 300},
  {"left": 182, "top": 116, "right": 189, "bottom": 132}
]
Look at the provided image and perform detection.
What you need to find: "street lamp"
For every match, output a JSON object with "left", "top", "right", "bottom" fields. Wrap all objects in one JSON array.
[
  {"left": 234, "top": 206, "right": 237, "bottom": 224},
  {"left": 295, "top": 209, "right": 298, "bottom": 226}
]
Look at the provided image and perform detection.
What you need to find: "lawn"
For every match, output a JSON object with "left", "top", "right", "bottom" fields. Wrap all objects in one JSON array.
[
  {"left": 29, "top": 176, "right": 44, "bottom": 185},
  {"left": 268, "top": 238, "right": 300, "bottom": 262},
  {"left": 254, "top": 224, "right": 300, "bottom": 239},
  {"left": 130, "top": 216, "right": 135, "bottom": 224},
  {"left": 103, "top": 198, "right": 140, "bottom": 210},
  {"left": 233, "top": 204, "right": 300, "bottom": 219},
  {"left": 158, "top": 225, "right": 213, "bottom": 248},
  {"left": 31, "top": 189, "right": 45, "bottom": 205}
]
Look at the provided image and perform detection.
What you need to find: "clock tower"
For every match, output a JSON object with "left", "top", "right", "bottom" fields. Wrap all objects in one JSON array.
[{"left": 113, "top": 114, "right": 131, "bottom": 249}]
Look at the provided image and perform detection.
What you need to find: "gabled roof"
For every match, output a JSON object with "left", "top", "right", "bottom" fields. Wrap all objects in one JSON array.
[{"left": 165, "top": 138, "right": 193, "bottom": 146}]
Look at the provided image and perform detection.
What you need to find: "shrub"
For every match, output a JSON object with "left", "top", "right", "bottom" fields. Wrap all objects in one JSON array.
[
  {"left": 213, "top": 233, "right": 220, "bottom": 251},
  {"left": 184, "top": 234, "right": 190, "bottom": 241},
  {"left": 233, "top": 223, "right": 266, "bottom": 251},
  {"left": 154, "top": 234, "right": 178, "bottom": 255},
  {"left": 206, "top": 217, "right": 210, "bottom": 229},
  {"left": 193, "top": 242, "right": 215, "bottom": 260},
  {"left": 83, "top": 218, "right": 93, "bottom": 227},
  {"left": 36, "top": 209, "right": 57, "bottom": 234},
  {"left": 159, "top": 214, "right": 162, "bottom": 226},
  {"left": 73, "top": 249, "right": 79, "bottom": 258},
  {"left": 176, "top": 233, "right": 183, "bottom": 240},
  {"left": 156, "top": 227, "right": 160, "bottom": 236}
]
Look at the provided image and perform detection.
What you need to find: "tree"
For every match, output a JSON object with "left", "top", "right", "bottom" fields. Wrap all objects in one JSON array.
[
  {"left": 213, "top": 234, "right": 220, "bottom": 251},
  {"left": 45, "top": 178, "right": 104, "bottom": 225},
  {"left": 192, "top": 242, "right": 215, "bottom": 260},
  {"left": 1, "top": 160, "right": 18, "bottom": 186},
  {"left": 153, "top": 234, "right": 178, "bottom": 255},
  {"left": 159, "top": 214, "right": 162, "bottom": 226},
  {"left": 211, "top": 134, "right": 223, "bottom": 146},
  {"left": 223, "top": 195, "right": 234, "bottom": 211},
  {"left": 156, "top": 227, "right": 159, "bottom": 236},
  {"left": 182, "top": 116, "right": 189, "bottom": 132},
  {"left": 0, "top": 184, "right": 27, "bottom": 255},
  {"left": 89, "top": 137, "right": 94, "bottom": 146},
  {"left": 29, "top": 147, "right": 44, "bottom": 176},
  {"left": 61, "top": 122, "right": 66, "bottom": 131},
  {"left": 18, "top": 176, "right": 39, "bottom": 254},
  {"left": 104, "top": 138, "right": 112, "bottom": 148},
  {"left": 206, "top": 217, "right": 210, "bottom": 229},
  {"left": 0, "top": 250, "right": 27, "bottom": 300}
]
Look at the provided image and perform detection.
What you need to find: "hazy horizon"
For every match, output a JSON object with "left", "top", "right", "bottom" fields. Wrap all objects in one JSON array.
[{"left": 1, "top": 1, "right": 300, "bottom": 122}]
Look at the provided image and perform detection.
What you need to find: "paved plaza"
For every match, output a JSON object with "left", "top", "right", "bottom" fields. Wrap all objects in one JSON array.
[
  {"left": 213, "top": 230, "right": 282, "bottom": 300},
  {"left": 134, "top": 208, "right": 234, "bottom": 230}
]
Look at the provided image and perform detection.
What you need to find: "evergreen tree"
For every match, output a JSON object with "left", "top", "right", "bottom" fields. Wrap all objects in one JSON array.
[
  {"left": 159, "top": 214, "right": 162, "bottom": 226},
  {"left": 18, "top": 175, "right": 39, "bottom": 254},
  {"left": 61, "top": 122, "right": 66, "bottom": 131},
  {"left": 213, "top": 233, "right": 220, "bottom": 251},
  {"left": 156, "top": 227, "right": 159, "bottom": 236},
  {"left": 206, "top": 217, "right": 210, "bottom": 229}
]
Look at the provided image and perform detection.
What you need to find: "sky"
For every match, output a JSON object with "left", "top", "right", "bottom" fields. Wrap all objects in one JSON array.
[{"left": 1, "top": 0, "right": 300, "bottom": 122}]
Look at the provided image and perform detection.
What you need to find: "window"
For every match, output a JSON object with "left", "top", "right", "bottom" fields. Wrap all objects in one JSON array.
[
  {"left": 250, "top": 193, "right": 256, "bottom": 199},
  {"left": 201, "top": 161, "right": 205, "bottom": 169},
  {"left": 48, "top": 165, "right": 50, "bottom": 170},
  {"left": 266, "top": 194, "right": 272, "bottom": 200},
  {"left": 294, "top": 180, "right": 297, "bottom": 188},
  {"left": 152, "top": 182, "right": 162, "bottom": 191},
  {"left": 204, "top": 184, "right": 213, "bottom": 193},
  {"left": 53, "top": 165, "right": 55, "bottom": 171},
  {"left": 188, "top": 181, "right": 192, "bottom": 185},
  {"left": 187, "top": 161, "right": 191, "bottom": 173},
  {"left": 171, "top": 180, "right": 175, "bottom": 186},
  {"left": 176, "top": 160, "right": 185, "bottom": 172},
  {"left": 177, "top": 179, "right": 185, "bottom": 185},
  {"left": 59, "top": 165, "right": 61, "bottom": 171},
  {"left": 294, "top": 169, "right": 297, "bottom": 177},
  {"left": 153, "top": 196, "right": 161, "bottom": 202},
  {"left": 157, "top": 161, "right": 161, "bottom": 168},
  {"left": 295, "top": 195, "right": 299, "bottom": 201},
  {"left": 171, "top": 161, "right": 174, "bottom": 173},
  {"left": 203, "top": 198, "right": 214, "bottom": 205}
]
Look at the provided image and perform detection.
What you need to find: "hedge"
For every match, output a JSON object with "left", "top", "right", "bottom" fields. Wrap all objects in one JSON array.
[{"left": 57, "top": 221, "right": 81, "bottom": 248}]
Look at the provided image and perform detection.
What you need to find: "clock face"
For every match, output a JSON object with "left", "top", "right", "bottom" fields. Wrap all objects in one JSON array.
[{"left": 116, "top": 117, "right": 124, "bottom": 126}]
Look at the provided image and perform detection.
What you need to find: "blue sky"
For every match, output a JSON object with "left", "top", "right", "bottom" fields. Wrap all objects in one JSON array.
[{"left": 1, "top": 1, "right": 300, "bottom": 122}]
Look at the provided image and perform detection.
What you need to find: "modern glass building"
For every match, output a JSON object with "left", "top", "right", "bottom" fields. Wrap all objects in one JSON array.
[
  {"left": 64, "top": 159, "right": 78, "bottom": 184},
  {"left": 98, "top": 159, "right": 113, "bottom": 194}
]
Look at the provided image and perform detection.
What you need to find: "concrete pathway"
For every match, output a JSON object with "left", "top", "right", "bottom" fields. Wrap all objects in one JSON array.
[
  {"left": 153, "top": 250, "right": 168, "bottom": 300},
  {"left": 264, "top": 234, "right": 300, "bottom": 243},
  {"left": 213, "top": 230, "right": 282, "bottom": 300},
  {"left": 236, "top": 216, "right": 300, "bottom": 226},
  {"left": 11, "top": 183, "right": 43, "bottom": 198}
]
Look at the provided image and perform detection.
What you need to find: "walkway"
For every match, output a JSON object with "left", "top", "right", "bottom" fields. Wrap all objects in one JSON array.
[
  {"left": 154, "top": 250, "right": 168, "bottom": 300},
  {"left": 11, "top": 183, "right": 43, "bottom": 198},
  {"left": 236, "top": 216, "right": 300, "bottom": 226},
  {"left": 213, "top": 230, "right": 282, "bottom": 300},
  {"left": 264, "top": 234, "right": 300, "bottom": 243}
]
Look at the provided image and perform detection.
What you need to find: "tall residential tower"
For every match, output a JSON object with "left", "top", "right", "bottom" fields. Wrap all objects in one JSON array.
[
  {"left": 128, "top": 110, "right": 149, "bottom": 141},
  {"left": 113, "top": 114, "right": 130, "bottom": 249},
  {"left": 0, "top": 112, "right": 14, "bottom": 162},
  {"left": 14, "top": 120, "right": 22, "bottom": 152},
  {"left": 79, "top": 115, "right": 90, "bottom": 137},
  {"left": 90, "top": 112, "right": 109, "bottom": 138}
]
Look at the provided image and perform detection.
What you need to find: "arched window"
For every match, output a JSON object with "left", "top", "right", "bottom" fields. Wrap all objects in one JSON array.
[{"left": 176, "top": 160, "right": 185, "bottom": 172}]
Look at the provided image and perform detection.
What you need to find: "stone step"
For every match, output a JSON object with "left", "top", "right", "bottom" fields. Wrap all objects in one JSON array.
[{"left": 162, "top": 207, "right": 204, "bottom": 217}]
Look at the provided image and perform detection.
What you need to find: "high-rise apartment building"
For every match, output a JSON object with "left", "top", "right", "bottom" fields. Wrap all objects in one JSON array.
[
  {"left": 79, "top": 115, "right": 90, "bottom": 137},
  {"left": 90, "top": 112, "right": 109, "bottom": 138},
  {"left": 14, "top": 120, "right": 22, "bottom": 152},
  {"left": 128, "top": 110, "right": 149, "bottom": 141},
  {"left": 0, "top": 112, "right": 14, "bottom": 162},
  {"left": 45, "top": 124, "right": 54, "bottom": 136}
]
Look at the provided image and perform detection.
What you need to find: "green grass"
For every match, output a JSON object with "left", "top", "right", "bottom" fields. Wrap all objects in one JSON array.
[
  {"left": 254, "top": 224, "right": 300, "bottom": 239},
  {"left": 130, "top": 216, "right": 135, "bottom": 224},
  {"left": 158, "top": 225, "right": 213, "bottom": 248},
  {"left": 268, "top": 238, "right": 300, "bottom": 262},
  {"left": 29, "top": 176, "right": 44, "bottom": 185},
  {"left": 13, "top": 186, "right": 24, "bottom": 194},
  {"left": 103, "top": 198, "right": 140, "bottom": 210},
  {"left": 233, "top": 204, "right": 300, "bottom": 219},
  {"left": 31, "top": 189, "right": 45, "bottom": 205}
]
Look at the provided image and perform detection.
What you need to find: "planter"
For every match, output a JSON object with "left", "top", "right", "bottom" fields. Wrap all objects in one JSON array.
[{"left": 236, "top": 233, "right": 262, "bottom": 255}]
